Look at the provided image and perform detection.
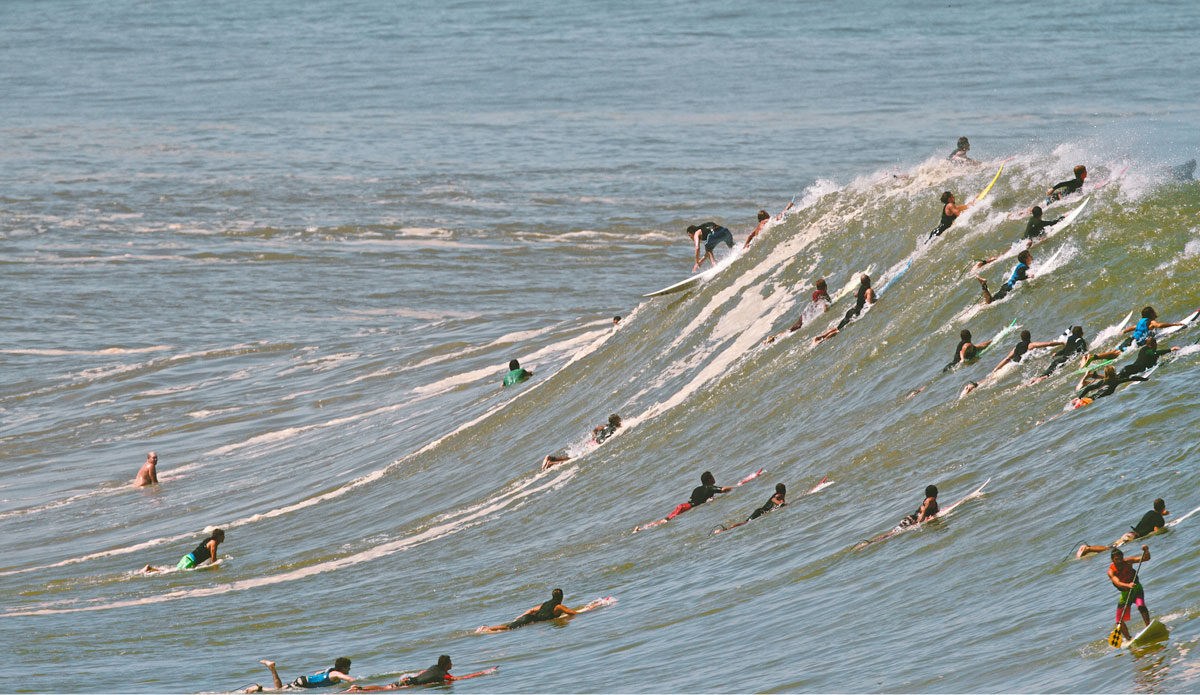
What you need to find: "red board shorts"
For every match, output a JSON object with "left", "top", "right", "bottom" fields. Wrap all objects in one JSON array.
[{"left": 665, "top": 502, "right": 692, "bottom": 520}]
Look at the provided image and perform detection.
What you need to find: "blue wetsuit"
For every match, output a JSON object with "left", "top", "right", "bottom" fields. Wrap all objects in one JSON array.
[{"left": 989, "top": 261, "right": 1028, "bottom": 302}]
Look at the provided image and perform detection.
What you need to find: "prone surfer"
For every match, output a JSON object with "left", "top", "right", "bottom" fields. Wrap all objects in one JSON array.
[
  {"left": 1027, "top": 326, "right": 1088, "bottom": 384},
  {"left": 1021, "top": 206, "right": 1065, "bottom": 246},
  {"left": 1116, "top": 337, "right": 1178, "bottom": 378},
  {"left": 635, "top": 471, "right": 733, "bottom": 531},
  {"left": 482, "top": 588, "right": 577, "bottom": 631},
  {"left": 686, "top": 221, "right": 735, "bottom": 272},
  {"left": 142, "top": 528, "right": 224, "bottom": 573},
  {"left": 347, "top": 656, "right": 457, "bottom": 691},
  {"left": 1070, "top": 365, "right": 1148, "bottom": 407},
  {"left": 928, "top": 191, "right": 973, "bottom": 240},
  {"left": 898, "top": 485, "right": 939, "bottom": 528},
  {"left": 944, "top": 329, "right": 993, "bottom": 372},
  {"left": 1107, "top": 545, "right": 1152, "bottom": 640},
  {"left": 765, "top": 279, "right": 831, "bottom": 343},
  {"left": 814, "top": 274, "right": 875, "bottom": 343},
  {"left": 247, "top": 657, "right": 355, "bottom": 691},
  {"left": 975, "top": 250, "right": 1032, "bottom": 304},
  {"left": 1078, "top": 499, "right": 1169, "bottom": 557},
  {"left": 133, "top": 451, "right": 159, "bottom": 486},
  {"left": 1045, "top": 165, "right": 1087, "bottom": 204},
  {"left": 716, "top": 483, "right": 786, "bottom": 534},
  {"left": 502, "top": 359, "right": 533, "bottom": 387},
  {"left": 542, "top": 414, "right": 623, "bottom": 470},
  {"left": 1089, "top": 307, "right": 1183, "bottom": 360},
  {"left": 960, "top": 330, "right": 1063, "bottom": 395}
]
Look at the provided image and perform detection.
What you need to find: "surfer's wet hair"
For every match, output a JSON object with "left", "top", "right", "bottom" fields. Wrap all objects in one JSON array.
[
  {"left": 1071, "top": 326, "right": 1084, "bottom": 337},
  {"left": 925, "top": 485, "right": 938, "bottom": 498},
  {"left": 1154, "top": 498, "right": 1166, "bottom": 512},
  {"left": 1018, "top": 250, "right": 1032, "bottom": 263},
  {"left": 815, "top": 278, "right": 827, "bottom": 291},
  {"left": 211, "top": 528, "right": 225, "bottom": 542},
  {"left": 701, "top": 471, "right": 715, "bottom": 486},
  {"left": 686, "top": 225, "right": 700, "bottom": 235},
  {"left": 940, "top": 191, "right": 953, "bottom": 204},
  {"left": 957, "top": 137, "right": 969, "bottom": 150},
  {"left": 1110, "top": 548, "right": 1124, "bottom": 559},
  {"left": 1073, "top": 165, "right": 1087, "bottom": 178},
  {"left": 1031, "top": 205, "right": 1043, "bottom": 218},
  {"left": 960, "top": 329, "right": 972, "bottom": 341},
  {"left": 757, "top": 210, "right": 769, "bottom": 221},
  {"left": 437, "top": 655, "right": 451, "bottom": 669},
  {"left": 551, "top": 588, "right": 563, "bottom": 602},
  {"left": 509, "top": 359, "right": 520, "bottom": 370},
  {"left": 775, "top": 483, "right": 786, "bottom": 496},
  {"left": 608, "top": 413, "right": 621, "bottom": 427},
  {"left": 334, "top": 658, "right": 351, "bottom": 673},
  {"left": 1141, "top": 306, "right": 1157, "bottom": 319},
  {"left": 1020, "top": 330, "right": 1032, "bottom": 341}
]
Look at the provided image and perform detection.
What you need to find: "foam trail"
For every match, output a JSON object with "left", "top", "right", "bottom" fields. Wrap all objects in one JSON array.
[{"left": 0, "top": 468, "right": 575, "bottom": 616}]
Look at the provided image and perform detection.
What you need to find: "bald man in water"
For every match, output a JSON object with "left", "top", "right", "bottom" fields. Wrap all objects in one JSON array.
[{"left": 133, "top": 451, "right": 159, "bottom": 486}]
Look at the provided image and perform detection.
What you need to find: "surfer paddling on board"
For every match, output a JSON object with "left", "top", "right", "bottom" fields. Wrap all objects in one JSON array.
[
  {"left": 764, "top": 279, "right": 831, "bottom": 343},
  {"left": 1078, "top": 499, "right": 1169, "bottom": 558},
  {"left": 717, "top": 483, "right": 787, "bottom": 534},
  {"left": 1021, "top": 206, "right": 1065, "bottom": 246},
  {"left": 246, "top": 657, "right": 355, "bottom": 691},
  {"left": 1113, "top": 337, "right": 1179, "bottom": 379},
  {"left": 927, "top": 191, "right": 973, "bottom": 240},
  {"left": 897, "top": 485, "right": 940, "bottom": 528},
  {"left": 944, "top": 329, "right": 993, "bottom": 372},
  {"left": 686, "top": 221, "right": 734, "bottom": 272},
  {"left": 347, "top": 655, "right": 466, "bottom": 691},
  {"left": 975, "top": 250, "right": 1032, "bottom": 304},
  {"left": 1028, "top": 326, "right": 1088, "bottom": 384},
  {"left": 1045, "top": 165, "right": 1087, "bottom": 204},
  {"left": 502, "top": 359, "right": 533, "bottom": 387},
  {"left": 1107, "top": 546, "right": 1152, "bottom": 640},
  {"left": 1088, "top": 307, "right": 1183, "bottom": 361},
  {"left": 813, "top": 274, "right": 875, "bottom": 343},
  {"left": 542, "top": 414, "right": 623, "bottom": 469},
  {"left": 142, "top": 528, "right": 224, "bottom": 573},
  {"left": 482, "top": 588, "right": 578, "bottom": 631},
  {"left": 960, "top": 330, "right": 1063, "bottom": 395},
  {"left": 133, "top": 451, "right": 159, "bottom": 486},
  {"left": 1071, "top": 365, "right": 1149, "bottom": 407},
  {"left": 635, "top": 471, "right": 733, "bottom": 531},
  {"left": 947, "top": 137, "right": 978, "bottom": 164}
]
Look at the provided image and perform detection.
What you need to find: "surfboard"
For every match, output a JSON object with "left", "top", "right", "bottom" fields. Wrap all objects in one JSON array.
[
  {"left": 1074, "top": 310, "right": 1135, "bottom": 374},
  {"left": 878, "top": 261, "right": 911, "bottom": 296},
  {"left": 633, "top": 468, "right": 764, "bottom": 532},
  {"left": 1128, "top": 618, "right": 1169, "bottom": 647},
  {"left": 832, "top": 265, "right": 876, "bottom": 303},
  {"left": 977, "top": 320, "right": 1018, "bottom": 357},
  {"left": 644, "top": 246, "right": 745, "bottom": 298},
  {"left": 974, "top": 197, "right": 1090, "bottom": 275},
  {"left": 712, "top": 475, "right": 832, "bottom": 535},
  {"left": 1156, "top": 307, "right": 1200, "bottom": 337},
  {"left": 975, "top": 159, "right": 1009, "bottom": 201},
  {"left": 854, "top": 478, "right": 990, "bottom": 549}
]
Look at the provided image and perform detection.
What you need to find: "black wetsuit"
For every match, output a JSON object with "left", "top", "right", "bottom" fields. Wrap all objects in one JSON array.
[
  {"left": 594, "top": 424, "right": 617, "bottom": 445},
  {"left": 400, "top": 664, "right": 450, "bottom": 687},
  {"left": 505, "top": 598, "right": 561, "bottom": 629},
  {"left": 1022, "top": 215, "right": 1064, "bottom": 240},
  {"left": 190, "top": 537, "right": 216, "bottom": 565},
  {"left": 1047, "top": 176, "right": 1085, "bottom": 202},
  {"left": 747, "top": 494, "right": 785, "bottom": 522},
  {"left": 1131, "top": 509, "right": 1166, "bottom": 537},
  {"left": 837, "top": 285, "right": 870, "bottom": 330},
  {"left": 900, "top": 498, "right": 939, "bottom": 527},
  {"left": 929, "top": 205, "right": 957, "bottom": 239},
  {"left": 1041, "top": 334, "right": 1087, "bottom": 376},
  {"left": 1010, "top": 337, "right": 1031, "bottom": 364},
  {"left": 945, "top": 340, "right": 978, "bottom": 372},
  {"left": 689, "top": 484, "right": 726, "bottom": 507},
  {"left": 1078, "top": 375, "right": 1148, "bottom": 400},
  {"left": 1118, "top": 345, "right": 1170, "bottom": 379}
]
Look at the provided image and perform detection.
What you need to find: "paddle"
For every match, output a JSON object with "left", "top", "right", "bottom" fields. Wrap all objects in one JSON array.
[{"left": 1107, "top": 546, "right": 1148, "bottom": 648}]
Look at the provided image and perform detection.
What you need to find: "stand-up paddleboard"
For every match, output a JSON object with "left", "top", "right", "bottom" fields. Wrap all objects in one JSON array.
[
  {"left": 1128, "top": 618, "right": 1169, "bottom": 647},
  {"left": 975, "top": 158, "right": 1011, "bottom": 201},
  {"left": 644, "top": 246, "right": 745, "bottom": 298},
  {"left": 854, "top": 478, "right": 990, "bottom": 549},
  {"left": 633, "top": 468, "right": 765, "bottom": 533},
  {"left": 712, "top": 475, "right": 833, "bottom": 535}
]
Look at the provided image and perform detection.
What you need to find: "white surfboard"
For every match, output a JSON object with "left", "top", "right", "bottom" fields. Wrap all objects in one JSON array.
[
  {"left": 644, "top": 247, "right": 745, "bottom": 298},
  {"left": 1129, "top": 618, "right": 1169, "bottom": 647}
]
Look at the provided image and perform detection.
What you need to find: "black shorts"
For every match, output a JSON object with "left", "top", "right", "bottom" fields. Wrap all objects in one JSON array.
[{"left": 704, "top": 227, "right": 734, "bottom": 253}]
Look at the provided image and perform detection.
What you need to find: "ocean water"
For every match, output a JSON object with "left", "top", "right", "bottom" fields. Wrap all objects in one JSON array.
[{"left": 2, "top": 0, "right": 1200, "bottom": 692}]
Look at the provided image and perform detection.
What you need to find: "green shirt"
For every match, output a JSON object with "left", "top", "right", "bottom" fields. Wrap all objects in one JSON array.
[{"left": 502, "top": 368, "right": 531, "bottom": 386}]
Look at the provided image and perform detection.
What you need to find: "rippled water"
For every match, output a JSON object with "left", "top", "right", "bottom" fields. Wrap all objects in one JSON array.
[{"left": 3, "top": 0, "right": 1200, "bottom": 692}]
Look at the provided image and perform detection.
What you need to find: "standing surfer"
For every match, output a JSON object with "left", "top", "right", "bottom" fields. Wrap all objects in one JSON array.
[
  {"left": 1106, "top": 546, "right": 1152, "bottom": 640},
  {"left": 686, "top": 221, "right": 735, "bottom": 272}
]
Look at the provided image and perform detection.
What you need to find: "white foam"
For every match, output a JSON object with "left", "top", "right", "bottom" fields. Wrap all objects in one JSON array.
[{"left": 0, "top": 345, "right": 175, "bottom": 356}]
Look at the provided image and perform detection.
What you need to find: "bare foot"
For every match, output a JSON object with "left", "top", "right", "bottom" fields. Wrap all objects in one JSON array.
[
  {"left": 975, "top": 275, "right": 987, "bottom": 287},
  {"left": 259, "top": 660, "right": 275, "bottom": 668}
]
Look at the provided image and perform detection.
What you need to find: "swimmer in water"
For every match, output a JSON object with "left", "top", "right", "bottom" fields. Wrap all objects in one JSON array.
[
  {"left": 246, "top": 658, "right": 355, "bottom": 692},
  {"left": 133, "top": 451, "right": 159, "bottom": 486},
  {"left": 502, "top": 359, "right": 533, "bottom": 387},
  {"left": 482, "top": 589, "right": 578, "bottom": 631},
  {"left": 142, "top": 528, "right": 224, "bottom": 572},
  {"left": 947, "top": 137, "right": 978, "bottom": 164}
]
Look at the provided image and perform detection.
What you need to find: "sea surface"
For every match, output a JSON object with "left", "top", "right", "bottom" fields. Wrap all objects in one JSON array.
[{"left": 3, "top": 1, "right": 1200, "bottom": 692}]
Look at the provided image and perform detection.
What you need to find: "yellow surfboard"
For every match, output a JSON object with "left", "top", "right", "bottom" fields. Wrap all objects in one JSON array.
[{"left": 975, "top": 158, "right": 1010, "bottom": 201}]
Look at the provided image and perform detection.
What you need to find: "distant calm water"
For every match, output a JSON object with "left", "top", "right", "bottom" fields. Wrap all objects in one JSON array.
[{"left": 3, "top": 1, "right": 1200, "bottom": 692}]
